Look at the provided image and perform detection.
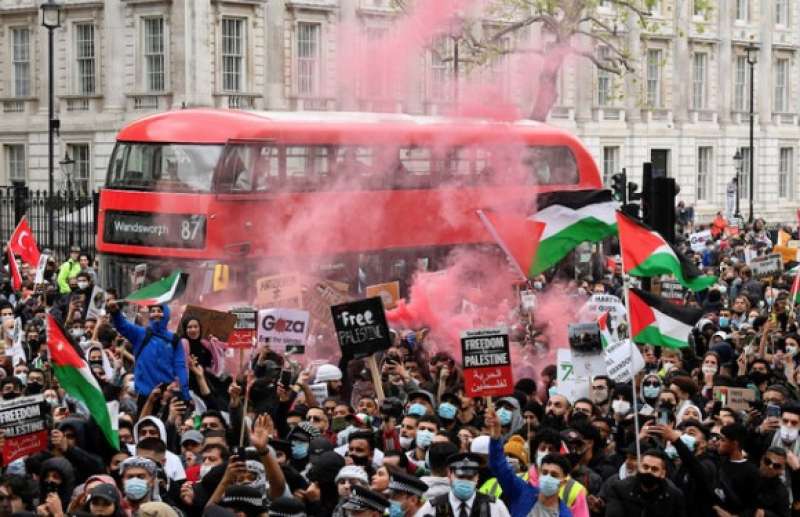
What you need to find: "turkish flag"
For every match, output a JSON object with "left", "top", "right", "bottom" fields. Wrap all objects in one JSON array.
[
  {"left": 9, "top": 217, "right": 40, "bottom": 268},
  {"left": 7, "top": 246, "right": 21, "bottom": 290}
]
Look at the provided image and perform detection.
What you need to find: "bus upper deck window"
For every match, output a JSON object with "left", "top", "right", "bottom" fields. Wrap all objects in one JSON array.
[
  {"left": 398, "top": 147, "right": 432, "bottom": 175},
  {"left": 522, "top": 146, "right": 578, "bottom": 185},
  {"left": 255, "top": 145, "right": 280, "bottom": 192}
]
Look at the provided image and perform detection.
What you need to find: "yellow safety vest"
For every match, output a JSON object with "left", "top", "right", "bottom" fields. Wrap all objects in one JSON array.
[{"left": 479, "top": 474, "right": 586, "bottom": 508}]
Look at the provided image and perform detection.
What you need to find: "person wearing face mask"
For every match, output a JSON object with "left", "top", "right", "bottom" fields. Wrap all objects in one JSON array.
[
  {"left": 639, "top": 374, "right": 662, "bottom": 408},
  {"left": 407, "top": 417, "right": 438, "bottom": 473},
  {"left": 437, "top": 393, "right": 462, "bottom": 438},
  {"left": 287, "top": 423, "right": 317, "bottom": 475},
  {"left": 386, "top": 469, "right": 427, "bottom": 517},
  {"left": 657, "top": 420, "right": 716, "bottom": 517},
  {"left": 604, "top": 449, "right": 686, "bottom": 517},
  {"left": 421, "top": 442, "right": 459, "bottom": 500},
  {"left": 415, "top": 452, "right": 511, "bottom": 517},
  {"left": 118, "top": 457, "right": 159, "bottom": 513},
  {"left": 494, "top": 398, "right": 523, "bottom": 440}
]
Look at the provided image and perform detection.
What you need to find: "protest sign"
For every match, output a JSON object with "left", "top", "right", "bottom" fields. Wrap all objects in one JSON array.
[
  {"left": 556, "top": 349, "right": 589, "bottom": 403},
  {"left": 258, "top": 308, "right": 310, "bottom": 354},
  {"left": 331, "top": 297, "right": 391, "bottom": 358},
  {"left": 713, "top": 386, "right": 755, "bottom": 412},
  {"left": 568, "top": 323, "right": 606, "bottom": 378},
  {"left": 461, "top": 327, "right": 513, "bottom": 398},
  {"left": 86, "top": 286, "right": 107, "bottom": 321},
  {"left": 604, "top": 339, "right": 645, "bottom": 383},
  {"left": 309, "top": 383, "right": 329, "bottom": 405},
  {"left": 33, "top": 254, "right": 49, "bottom": 285},
  {"left": 132, "top": 264, "right": 147, "bottom": 290},
  {"left": 520, "top": 290, "right": 537, "bottom": 312},
  {"left": 181, "top": 305, "right": 237, "bottom": 341},
  {"left": 255, "top": 274, "right": 302, "bottom": 307},
  {"left": 658, "top": 279, "right": 685, "bottom": 305},
  {"left": 578, "top": 294, "right": 626, "bottom": 330},
  {"left": 689, "top": 230, "right": 712, "bottom": 253},
  {"left": 228, "top": 308, "right": 257, "bottom": 349},
  {"left": 366, "top": 281, "right": 400, "bottom": 309},
  {"left": 749, "top": 253, "right": 783, "bottom": 278},
  {"left": 0, "top": 395, "right": 48, "bottom": 464}
]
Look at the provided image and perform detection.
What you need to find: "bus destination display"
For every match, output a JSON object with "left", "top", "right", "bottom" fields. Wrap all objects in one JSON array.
[{"left": 103, "top": 211, "right": 206, "bottom": 249}]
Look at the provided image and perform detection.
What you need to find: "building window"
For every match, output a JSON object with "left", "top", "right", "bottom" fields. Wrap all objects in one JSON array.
[
  {"left": 67, "top": 144, "right": 90, "bottom": 194},
  {"left": 11, "top": 28, "right": 30, "bottom": 98},
  {"left": 364, "top": 27, "right": 389, "bottom": 99},
  {"left": 222, "top": 18, "right": 245, "bottom": 93},
  {"left": 597, "top": 46, "right": 611, "bottom": 106},
  {"left": 75, "top": 23, "right": 96, "bottom": 95},
  {"left": 602, "top": 146, "right": 619, "bottom": 186},
  {"left": 776, "top": 0, "right": 789, "bottom": 25},
  {"left": 779, "top": 147, "right": 793, "bottom": 199},
  {"left": 736, "top": 0, "right": 748, "bottom": 21},
  {"left": 697, "top": 147, "right": 712, "bottom": 201},
  {"left": 734, "top": 56, "right": 748, "bottom": 111},
  {"left": 738, "top": 146, "right": 751, "bottom": 200},
  {"left": 143, "top": 18, "right": 165, "bottom": 92},
  {"left": 692, "top": 52, "right": 707, "bottom": 110},
  {"left": 692, "top": 0, "right": 704, "bottom": 16},
  {"left": 429, "top": 37, "right": 450, "bottom": 101},
  {"left": 4, "top": 145, "right": 25, "bottom": 182},
  {"left": 296, "top": 22, "right": 321, "bottom": 97},
  {"left": 646, "top": 49, "right": 662, "bottom": 108},
  {"left": 774, "top": 58, "right": 789, "bottom": 112}
]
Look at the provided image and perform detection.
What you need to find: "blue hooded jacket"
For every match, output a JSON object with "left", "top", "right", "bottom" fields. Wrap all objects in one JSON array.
[
  {"left": 489, "top": 437, "right": 572, "bottom": 517},
  {"left": 111, "top": 304, "right": 190, "bottom": 400}
]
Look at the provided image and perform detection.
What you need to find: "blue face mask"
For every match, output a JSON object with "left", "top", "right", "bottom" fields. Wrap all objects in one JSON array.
[
  {"left": 548, "top": 386, "right": 558, "bottom": 398},
  {"left": 124, "top": 478, "right": 149, "bottom": 501},
  {"left": 643, "top": 385, "right": 661, "bottom": 399},
  {"left": 389, "top": 500, "right": 404, "bottom": 517},
  {"left": 539, "top": 474, "right": 561, "bottom": 497},
  {"left": 415, "top": 429, "right": 434, "bottom": 449},
  {"left": 407, "top": 403, "right": 427, "bottom": 417},
  {"left": 680, "top": 434, "right": 697, "bottom": 452},
  {"left": 719, "top": 317, "right": 730, "bottom": 328},
  {"left": 497, "top": 408, "right": 513, "bottom": 426},
  {"left": 291, "top": 441, "right": 309, "bottom": 460},
  {"left": 452, "top": 479, "right": 476, "bottom": 501},
  {"left": 438, "top": 403, "right": 457, "bottom": 420}
]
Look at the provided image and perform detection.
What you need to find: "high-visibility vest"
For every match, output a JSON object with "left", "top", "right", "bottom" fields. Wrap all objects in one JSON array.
[
  {"left": 479, "top": 472, "right": 530, "bottom": 498},
  {"left": 480, "top": 473, "right": 585, "bottom": 508}
]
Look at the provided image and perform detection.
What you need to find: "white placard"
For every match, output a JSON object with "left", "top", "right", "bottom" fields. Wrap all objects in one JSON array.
[{"left": 604, "top": 338, "right": 645, "bottom": 384}]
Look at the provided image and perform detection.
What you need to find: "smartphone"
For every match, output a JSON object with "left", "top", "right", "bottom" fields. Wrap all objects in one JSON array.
[
  {"left": 657, "top": 406, "right": 671, "bottom": 426},
  {"left": 231, "top": 446, "right": 246, "bottom": 460},
  {"left": 279, "top": 369, "right": 292, "bottom": 387},
  {"left": 767, "top": 404, "right": 782, "bottom": 418}
]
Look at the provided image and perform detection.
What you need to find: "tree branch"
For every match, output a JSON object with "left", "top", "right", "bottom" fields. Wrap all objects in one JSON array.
[
  {"left": 606, "top": 0, "right": 650, "bottom": 24},
  {"left": 581, "top": 15, "right": 618, "bottom": 37},
  {"left": 485, "top": 15, "right": 558, "bottom": 44},
  {"left": 573, "top": 29, "right": 631, "bottom": 65},
  {"left": 569, "top": 47, "right": 623, "bottom": 74}
]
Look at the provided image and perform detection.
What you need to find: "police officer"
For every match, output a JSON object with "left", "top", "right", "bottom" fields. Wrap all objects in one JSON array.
[
  {"left": 415, "top": 453, "right": 511, "bottom": 517},
  {"left": 387, "top": 469, "right": 428, "bottom": 517},
  {"left": 340, "top": 485, "right": 391, "bottom": 517}
]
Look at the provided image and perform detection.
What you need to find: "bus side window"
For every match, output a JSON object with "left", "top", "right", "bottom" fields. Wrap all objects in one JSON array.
[
  {"left": 216, "top": 144, "right": 252, "bottom": 192},
  {"left": 396, "top": 146, "right": 433, "bottom": 188},
  {"left": 521, "top": 146, "right": 578, "bottom": 185},
  {"left": 334, "top": 146, "right": 378, "bottom": 188},
  {"left": 255, "top": 145, "right": 280, "bottom": 192}
]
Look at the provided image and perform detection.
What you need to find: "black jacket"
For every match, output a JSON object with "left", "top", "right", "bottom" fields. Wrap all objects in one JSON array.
[
  {"left": 604, "top": 475, "right": 687, "bottom": 517},
  {"left": 755, "top": 476, "right": 791, "bottom": 517}
]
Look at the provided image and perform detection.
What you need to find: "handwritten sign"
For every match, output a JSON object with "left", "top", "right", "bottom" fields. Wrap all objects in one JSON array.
[
  {"left": 365, "top": 281, "right": 400, "bottom": 309},
  {"left": 555, "top": 349, "right": 589, "bottom": 403},
  {"left": 461, "top": 327, "right": 513, "bottom": 398},
  {"left": 258, "top": 308, "right": 310, "bottom": 354},
  {"left": 255, "top": 274, "right": 302, "bottom": 307},
  {"left": 750, "top": 253, "right": 783, "bottom": 279},
  {"left": 181, "top": 305, "right": 237, "bottom": 342},
  {"left": 331, "top": 297, "right": 391, "bottom": 358},
  {"left": 713, "top": 386, "right": 755, "bottom": 412},
  {"left": 0, "top": 395, "right": 48, "bottom": 464},
  {"left": 228, "top": 308, "right": 257, "bottom": 349}
]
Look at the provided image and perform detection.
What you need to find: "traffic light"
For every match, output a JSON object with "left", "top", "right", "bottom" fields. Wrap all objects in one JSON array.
[
  {"left": 611, "top": 171, "right": 627, "bottom": 204},
  {"left": 650, "top": 177, "right": 677, "bottom": 243},
  {"left": 627, "top": 182, "right": 641, "bottom": 202}
]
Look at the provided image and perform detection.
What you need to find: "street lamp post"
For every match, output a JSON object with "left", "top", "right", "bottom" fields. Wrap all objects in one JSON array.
[
  {"left": 746, "top": 44, "right": 758, "bottom": 224},
  {"left": 733, "top": 150, "right": 742, "bottom": 220},
  {"left": 41, "top": 0, "right": 62, "bottom": 249},
  {"left": 59, "top": 152, "right": 74, "bottom": 246}
]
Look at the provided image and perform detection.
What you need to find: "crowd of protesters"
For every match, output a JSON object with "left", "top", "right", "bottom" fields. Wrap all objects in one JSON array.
[{"left": 0, "top": 212, "right": 800, "bottom": 517}]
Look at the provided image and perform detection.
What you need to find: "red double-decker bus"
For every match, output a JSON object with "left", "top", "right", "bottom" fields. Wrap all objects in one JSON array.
[{"left": 97, "top": 109, "right": 602, "bottom": 297}]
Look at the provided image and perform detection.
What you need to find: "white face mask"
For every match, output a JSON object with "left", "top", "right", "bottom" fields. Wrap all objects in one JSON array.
[
  {"left": 536, "top": 450, "right": 548, "bottom": 468},
  {"left": 399, "top": 436, "right": 414, "bottom": 450},
  {"left": 701, "top": 365, "right": 717, "bottom": 376},
  {"left": 780, "top": 425, "right": 799, "bottom": 444},
  {"left": 76, "top": 281, "right": 89, "bottom": 290},
  {"left": 612, "top": 400, "right": 631, "bottom": 415},
  {"left": 788, "top": 345, "right": 798, "bottom": 357}
]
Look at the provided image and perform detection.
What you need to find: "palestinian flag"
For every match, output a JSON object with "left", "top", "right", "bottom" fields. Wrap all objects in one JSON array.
[
  {"left": 124, "top": 271, "right": 188, "bottom": 306},
  {"left": 531, "top": 190, "right": 618, "bottom": 275},
  {"left": 46, "top": 314, "right": 119, "bottom": 449},
  {"left": 629, "top": 288, "right": 702, "bottom": 349},
  {"left": 477, "top": 210, "right": 545, "bottom": 279},
  {"left": 598, "top": 312, "right": 614, "bottom": 349},
  {"left": 617, "top": 211, "right": 716, "bottom": 292}
]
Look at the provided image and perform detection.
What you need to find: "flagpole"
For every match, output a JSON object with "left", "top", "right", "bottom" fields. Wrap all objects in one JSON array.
[
  {"left": 476, "top": 210, "right": 529, "bottom": 282},
  {"left": 616, "top": 210, "right": 642, "bottom": 464}
]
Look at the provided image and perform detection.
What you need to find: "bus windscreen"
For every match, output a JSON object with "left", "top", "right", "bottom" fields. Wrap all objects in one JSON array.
[{"left": 107, "top": 142, "right": 223, "bottom": 192}]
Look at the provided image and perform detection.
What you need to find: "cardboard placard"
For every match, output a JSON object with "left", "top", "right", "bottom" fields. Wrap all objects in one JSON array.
[
  {"left": 713, "top": 386, "right": 755, "bottom": 412},
  {"left": 520, "top": 290, "right": 537, "bottom": 312},
  {"left": 460, "top": 327, "right": 513, "bottom": 398},
  {"left": 228, "top": 308, "right": 257, "bottom": 349},
  {"left": 86, "top": 286, "right": 107, "bottom": 321},
  {"left": 604, "top": 338, "right": 645, "bottom": 384},
  {"left": 181, "top": 305, "right": 237, "bottom": 342},
  {"left": 331, "top": 297, "right": 391, "bottom": 358},
  {"left": 0, "top": 395, "right": 48, "bottom": 464},
  {"left": 257, "top": 308, "right": 310, "bottom": 354},
  {"left": 750, "top": 253, "right": 783, "bottom": 279},
  {"left": 555, "top": 349, "right": 589, "bottom": 403},
  {"left": 365, "top": 281, "right": 400, "bottom": 309},
  {"left": 689, "top": 230, "right": 712, "bottom": 253},
  {"left": 255, "top": 274, "right": 303, "bottom": 307}
]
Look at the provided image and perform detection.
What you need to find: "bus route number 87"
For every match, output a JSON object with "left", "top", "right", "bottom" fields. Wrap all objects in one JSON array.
[{"left": 180, "top": 216, "right": 204, "bottom": 242}]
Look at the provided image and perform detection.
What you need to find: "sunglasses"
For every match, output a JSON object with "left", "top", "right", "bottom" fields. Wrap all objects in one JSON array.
[
  {"left": 709, "top": 433, "right": 722, "bottom": 441},
  {"left": 763, "top": 457, "right": 785, "bottom": 470},
  {"left": 643, "top": 381, "right": 660, "bottom": 387}
]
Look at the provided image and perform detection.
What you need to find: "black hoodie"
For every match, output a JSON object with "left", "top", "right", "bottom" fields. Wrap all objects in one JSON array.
[
  {"left": 57, "top": 417, "right": 105, "bottom": 482},
  {"left": 39, "top": 457, "right": 76, "bottom": 512}
]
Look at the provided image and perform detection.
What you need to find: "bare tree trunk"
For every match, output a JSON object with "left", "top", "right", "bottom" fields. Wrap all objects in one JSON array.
[{"left": 529, "top": 56, "right": 562, "bottom": 121}]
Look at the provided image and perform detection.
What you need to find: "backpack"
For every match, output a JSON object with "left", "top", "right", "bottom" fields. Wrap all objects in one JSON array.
[{"left": 134, "top": 328, "right": 181, "bottom": 361}]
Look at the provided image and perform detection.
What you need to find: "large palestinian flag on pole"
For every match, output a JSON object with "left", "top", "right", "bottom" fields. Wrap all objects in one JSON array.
[
  {"left": 476, "top": 210, "right": 545, "bottom": 280},
  {"left": 124, "top": 271, "right": 188, "bottom": 306},
  {"left": 629, "top": 288, "right": 702, "bottom": 349},
  {"left": 47, "top": 314, "right": 119, "bottom": 449},
  {"left": 530, "top": 190, "right": 618, "bottom": 275},
  {"left": 616, "top": 211, "right": 716, "bottom": 292}
]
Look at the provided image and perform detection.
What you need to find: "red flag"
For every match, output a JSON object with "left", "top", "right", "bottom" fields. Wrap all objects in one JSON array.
[
  {"left": 6, "top": 247, "right": 21, "bottom": 291},
  {"left": 9, "top": 217, "right": 40, "bottom": 268},
  {"left": 476, "top": 209, "right": 544, "bottom": 280}
]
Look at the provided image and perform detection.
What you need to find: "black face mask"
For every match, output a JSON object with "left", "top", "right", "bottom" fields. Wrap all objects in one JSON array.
[
  {"left": 26, "top": 382, "right": 42, "bottom": 395},
  {"left": 42, "top": 481, "right": 60, "bottom": 495},
  {"left": 350, "top": 455, "right": 370, "bottom": 467},
  {"left": 541, "top": 413, "right": 566, "bottom": 431},
  {"left": 750, "top": 371, "right": 770, "bottom": 385},
  {"left": 2, "top": 392, "right": 19, "bottom": 401},
  {"left": 637, "top": 472, "right": 662, "bottom": 491}
]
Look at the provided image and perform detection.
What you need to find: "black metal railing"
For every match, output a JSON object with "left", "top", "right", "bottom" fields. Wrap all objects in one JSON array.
[{"left": 0, "top": 182, "right": 98, "bottom": 261}]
